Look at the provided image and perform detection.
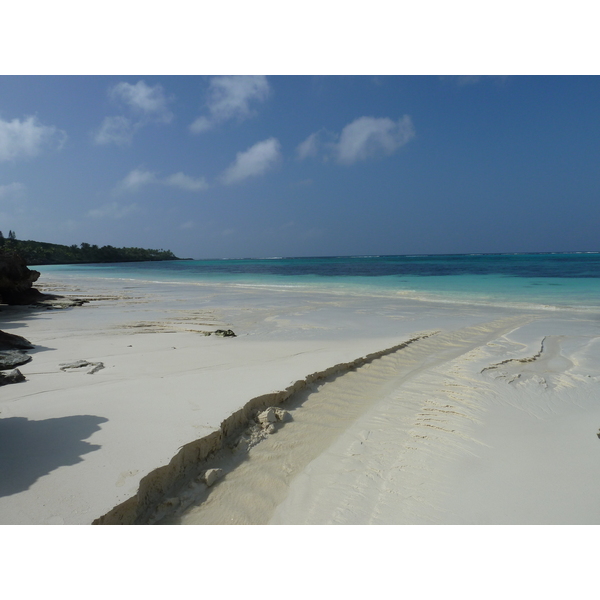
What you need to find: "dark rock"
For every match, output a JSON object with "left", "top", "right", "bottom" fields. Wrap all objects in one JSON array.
[
  {"left": 0, "top": 350, "right": 32, "bottom": 370},
  {"left": 214, "top": 329, "right": 236, "bottom": 337},
  {"left": 0, "top": 368, "right": 25, "bottom": 386},
  {"left": 0, "top": 250, "right": 41, "bottom": 305},
  {"left": 0, "top": 330, "right": 34, "bottom": 350}
]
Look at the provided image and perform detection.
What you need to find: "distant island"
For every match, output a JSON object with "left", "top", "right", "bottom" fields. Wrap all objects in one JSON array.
[{"left": 0, "top": 231, "right": 179, "bottom": 265}]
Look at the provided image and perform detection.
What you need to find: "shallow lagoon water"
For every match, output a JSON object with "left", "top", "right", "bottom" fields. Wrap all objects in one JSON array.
[{"left": 37, "top": 253, "right": 600, "bottom": 311}]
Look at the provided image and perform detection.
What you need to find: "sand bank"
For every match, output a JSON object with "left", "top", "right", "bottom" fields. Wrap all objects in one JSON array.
[{"left": 1, "top": 274, "right": 599, "bottom": 524}]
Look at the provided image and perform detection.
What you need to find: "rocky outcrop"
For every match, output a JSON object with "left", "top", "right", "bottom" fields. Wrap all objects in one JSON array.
[
  {"left": 0, "top": 330, "right": 33, "bottom": 386},
  {"left": 0, "top": 368, "right": 25, "bottom": 386},
  {"left": 214, "top": 329, "right": 236, "bottom": 337},
  {"left": 0, "top": 251, "right": 39, "bottom": 385},
  {"left": 0, "top": 249, "right": 43, "bottom": 305},
  {"left": 0, "top": 350, "right": 32, "bottom": 370},
  {"left": 0, "top": 251, "right": 89, "bottom": 387},
  {"left": 0, "top": 330, "right": 34, "bottom": 350}
]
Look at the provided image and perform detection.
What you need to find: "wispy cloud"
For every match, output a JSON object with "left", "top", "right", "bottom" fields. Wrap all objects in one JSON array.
[
  {"left": 190, "top": 75, "right": 270, "bottom": 133},
  {"left": 0, "top": 115, "right": 67, "bottom": 162},
  {"left": 87, "top": 201, "right": 139, "bottom": 219},
  {"left": 164, "top": 172, "right": 208, "bottom": 191},
  {"left": 114, "top": 168, "right": 209, "bottom": 194},
  {"left": 336, "top": 116, "right": 415, "bottom": 164},
  {"left": 298, "top": 116, "right": 415, "bottom": 165},
  {"left": 296, "top": 129, "right": 337, "bottom": 161},
  {"left": 94, "top": 80, "right": 173, "bottom": 146},
  {"left": 114, "top": 168, "right": 158, "bottom": 193},
  {"left": 220, "top": 138, "right": 281, "bottom": 185},
  {"left": 109, "top": 81, "right": 173, "bottom": 123},
  {"left": 94, "top": 116, "right": 136, "bottom": 146},
  {"left": 296, "top": 132, "right": 321, "bottom": 160},
  {"left": 189, "top": 116, "right": 212, "bottom": 134}
]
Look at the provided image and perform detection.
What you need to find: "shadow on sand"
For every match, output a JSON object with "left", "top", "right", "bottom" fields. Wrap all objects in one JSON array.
[{"left": 0, "top": 414, "right": 108, "bottom": 497}]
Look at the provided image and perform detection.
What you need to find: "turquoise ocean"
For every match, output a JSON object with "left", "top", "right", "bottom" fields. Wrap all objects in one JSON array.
[{"left": 36, "top": 253, "right": 600, "bottom": 311}]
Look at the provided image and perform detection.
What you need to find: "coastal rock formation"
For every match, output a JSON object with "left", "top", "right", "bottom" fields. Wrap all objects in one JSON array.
[
  {"left": 0, "top": 249, "right": 42, "bottom": 305},
  {"left": 0, "top": 330, "right": 34, "bottom": 350},
  {"left": 0, "top": 368, "right": 25, "bottom": 386},
  {"left": 0, "top": 322, "right": 33, "bottom": 386},
  {"left": 214, "top": 329, "right": 236, "bottom": 337},
  {"left": 0, "top": 350, "right": 32, "bottom": 370}
]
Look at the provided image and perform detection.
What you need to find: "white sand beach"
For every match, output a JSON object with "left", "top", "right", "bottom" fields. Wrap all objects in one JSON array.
[{"left": 1, "top": 274, "right": 600, "bottom": 525}]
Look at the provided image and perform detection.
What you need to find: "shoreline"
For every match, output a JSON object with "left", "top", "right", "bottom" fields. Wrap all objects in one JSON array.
[{"left": 1, "top": 275, "right": 599, "bottom": 524}]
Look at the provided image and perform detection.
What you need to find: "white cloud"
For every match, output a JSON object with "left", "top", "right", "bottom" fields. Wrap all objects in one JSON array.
[
  {"left": 0, "top": 182, "right": 25, "bottom": 199},
  {"left": 296, "top": 132, "right": 320, "bottom": 160},
  {"left": 165, "top": 172, "right": 209, "bottom": 191},
  {"left": 180, "top": 220, "right": 195, "bottom": 230},
  {"left": 297, "top": 116, "right": 415, "bottom": 165},
  {"left": 94, "top": 116, "right": 135, "bottom": 146},
  {"left": 110, "top": 80, "right": 173, "bottom": 123},
  {"left": 87, "top": 201, "right": 139, "bottom": 219},
  {"left": 189, "top": 116, "right": 212, "bottom": 134},
  {"left": 335, "top": 115, "right": 415, "bottom": 164},
  {"left": 95, "top": 80, "right": 173, "bottom": 146},
  {"left": 221, "top": 138, "right": 281, "bottom": 185},
  {"left": 114, "top": 168, "right": 209, "bottom": 194},
  {"left": 115, "top": 168, "right": 157, "bottom": 193},
  {"left": 0, "top": 115, "right": 66, "bottom": 162},
  {"left": 190, "top": 75, "right": 270, "bottom": 133}
]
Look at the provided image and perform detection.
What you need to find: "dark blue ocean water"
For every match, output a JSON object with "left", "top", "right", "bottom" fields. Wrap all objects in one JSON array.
[{"left": 37, "top": 253, "right": 600, "bottom": 310}]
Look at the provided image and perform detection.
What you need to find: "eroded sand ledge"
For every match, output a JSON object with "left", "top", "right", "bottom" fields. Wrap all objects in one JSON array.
[{"left": 93, "top": 333, "right": 436, "bottom": 524}]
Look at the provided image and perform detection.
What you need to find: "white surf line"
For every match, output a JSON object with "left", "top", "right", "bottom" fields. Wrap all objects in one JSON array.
[{"left": 164, "top": 315, "right": 532, "bottom": 525}]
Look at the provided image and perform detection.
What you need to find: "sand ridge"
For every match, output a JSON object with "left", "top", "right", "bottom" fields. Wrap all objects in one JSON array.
[{"left": 173, "top": 316, "right": 535, "bottom": 524}]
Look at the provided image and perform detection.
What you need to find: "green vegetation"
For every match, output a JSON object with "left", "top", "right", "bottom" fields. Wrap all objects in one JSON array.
[{"left": 0, "top": 233, "right": 179, "bottom": 265}]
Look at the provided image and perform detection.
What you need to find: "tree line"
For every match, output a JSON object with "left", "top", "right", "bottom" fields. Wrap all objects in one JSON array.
[{"left": 0, "top": 231, "right": 179, "bottom": 265}]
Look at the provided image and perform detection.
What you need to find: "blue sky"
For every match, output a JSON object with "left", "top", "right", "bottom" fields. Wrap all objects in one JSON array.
[{"left": 1, "top": 75, "right": 599, "bottom": 258}]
